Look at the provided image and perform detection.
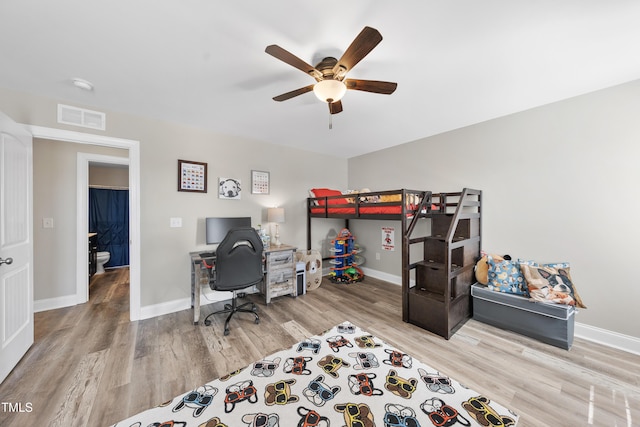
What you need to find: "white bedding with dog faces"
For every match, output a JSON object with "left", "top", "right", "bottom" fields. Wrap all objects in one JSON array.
[{"left": 111, "top": 322, "right": 518, "bottom": 427}]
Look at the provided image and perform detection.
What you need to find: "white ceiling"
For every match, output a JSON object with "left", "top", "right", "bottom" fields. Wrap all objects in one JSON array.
[{"left": 2, "top": 1, "right": 640, "bottom": 158}]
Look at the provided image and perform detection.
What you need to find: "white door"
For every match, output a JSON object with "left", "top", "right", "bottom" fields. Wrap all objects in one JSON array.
[{"left": 0, "top": 112, "right": 33, "bottom": 384}]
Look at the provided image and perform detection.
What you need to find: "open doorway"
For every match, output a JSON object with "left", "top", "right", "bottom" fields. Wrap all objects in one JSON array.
[
  {"left": 87, "top": 159, "right": 130, "bottom": 299},
  {"left": 28, "top": 125, "right": 141, "bottom": 321}
]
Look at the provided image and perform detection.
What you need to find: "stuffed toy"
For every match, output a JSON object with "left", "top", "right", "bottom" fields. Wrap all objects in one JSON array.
[
  {"left": 474, "top": 254, "right": 506, "bottom": 285},
  {"left": 344, "top": 188, "right": 377, "bottom": 203}
]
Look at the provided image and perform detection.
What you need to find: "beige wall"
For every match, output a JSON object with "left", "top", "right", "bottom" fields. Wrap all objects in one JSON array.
[
  {"left": 89, "top": 165, "right": 129, "bottom": 188},
  {"left": 348, "top": 79, "right": 640, "bottom": 338},
  {"left": 33, "top": 139, "right": 128, "bottom": 300},
  {"left": 0, "top": 87, "right": 347, "bottom": 309}
]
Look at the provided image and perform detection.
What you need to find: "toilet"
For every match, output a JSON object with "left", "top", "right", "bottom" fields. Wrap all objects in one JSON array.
[{"left": 95, "top": 251, "right": 110, "bottom": 274}]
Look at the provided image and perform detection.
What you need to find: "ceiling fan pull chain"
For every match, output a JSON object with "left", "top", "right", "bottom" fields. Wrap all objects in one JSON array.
[{"left": 329, "top": 110, "right": 333, "bottom": 129}]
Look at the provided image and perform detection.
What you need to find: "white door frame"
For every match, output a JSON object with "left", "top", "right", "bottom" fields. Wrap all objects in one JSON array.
[{"left": 25, "top": 125, "right": 141, "bottom": 321}]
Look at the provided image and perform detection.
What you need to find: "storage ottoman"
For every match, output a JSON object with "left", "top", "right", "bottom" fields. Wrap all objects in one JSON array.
[{"left": 471, "top": 283, "right": 575, "bottom": 349}]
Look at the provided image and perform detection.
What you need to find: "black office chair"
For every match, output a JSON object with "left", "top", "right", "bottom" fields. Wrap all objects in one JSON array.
[{"left": 203, "top": 227, "right": 263, "bottom": 335}]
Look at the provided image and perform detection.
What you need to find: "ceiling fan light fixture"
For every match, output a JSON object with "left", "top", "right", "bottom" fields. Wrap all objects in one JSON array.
[{"left": 313, "top": 79, "right": 346, "bottom": 103}]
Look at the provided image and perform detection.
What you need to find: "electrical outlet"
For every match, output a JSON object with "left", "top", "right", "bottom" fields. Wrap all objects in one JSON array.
[
  {"left": 376, "top": 252, "right": 381, "bottom": 260},
  {"left": 170, "top": 217, "right": 182, "bottom": 228}
]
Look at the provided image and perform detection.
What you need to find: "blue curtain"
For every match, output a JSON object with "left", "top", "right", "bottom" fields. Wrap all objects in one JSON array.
[{"left": 89, "top": 188, "right": 129, "bottom": 267}]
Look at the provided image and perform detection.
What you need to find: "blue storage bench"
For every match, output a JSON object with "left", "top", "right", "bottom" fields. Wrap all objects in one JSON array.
[{"left": 471, "top": 283, "right": 575, "bottom": 349}]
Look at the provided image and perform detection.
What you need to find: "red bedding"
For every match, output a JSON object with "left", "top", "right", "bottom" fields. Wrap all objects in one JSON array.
[
  {"left": 311, "top": 205, "right": 424, "bottom": 215},
  {"left": 311, "top": 205, "right": 409, "bottom": 215}
]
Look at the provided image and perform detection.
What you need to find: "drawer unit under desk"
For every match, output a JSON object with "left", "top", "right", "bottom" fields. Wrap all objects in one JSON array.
[
  {"left": 267, "top": 250, "right": 294, "bottom": 268},
  {"left": 268, "top": 268, "right": 295, "bottom": 297},
  {"left": 268, "top": 265, "right": 294, "bottom": 285},
  {"left": 262, "top": 246, "right": 297, "bottom": 303}
]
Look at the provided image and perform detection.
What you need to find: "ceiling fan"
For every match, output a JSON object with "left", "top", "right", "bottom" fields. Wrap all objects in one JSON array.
[{"left": 265, "top": 26, "right": 397, "bottom": 116}]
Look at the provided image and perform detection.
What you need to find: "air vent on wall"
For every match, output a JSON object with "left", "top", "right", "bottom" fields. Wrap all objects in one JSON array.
[{"left": 57, "top": 104, "right": 106, "bottom": 130}]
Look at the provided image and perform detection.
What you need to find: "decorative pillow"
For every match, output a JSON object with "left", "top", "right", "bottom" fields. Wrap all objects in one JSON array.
[
  {"left": 520, "top": 264, "right": 586, "bottom": 308},
  {"left": 485, "top": 255, "right": 527, "bottom": 295},
  {"left": 379, "top": 194, "right": 402, "bottom": 203},
  {"left": 309, "top": 188, "right": 349, "bottom": 206},
  {"left": 518, "top": 260, "right": 570, "bottom": 270}
]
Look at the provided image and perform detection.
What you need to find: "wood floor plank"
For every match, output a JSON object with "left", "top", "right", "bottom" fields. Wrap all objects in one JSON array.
[
  {"left": 49, "top": 349, "right": 109, "bottom": 427},
  {"left": 1, "top": 270, "right": 639, "bottom": 426}
]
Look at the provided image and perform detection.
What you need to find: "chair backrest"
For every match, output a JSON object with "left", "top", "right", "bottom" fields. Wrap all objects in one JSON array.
[{"left": 211, "top": 227, "right": 264, "bottom": 291}]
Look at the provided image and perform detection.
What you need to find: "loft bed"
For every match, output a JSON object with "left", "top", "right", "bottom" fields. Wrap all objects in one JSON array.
[
  {"left": 306, "top": 187, "right": 482, "bottom": 339},
  {"left": 306, "top": 187, "right": 433, "bottom": 289},
  {"left": 306, "top": 187, "right": 432, "bottom": 258},
  {"left": 307, "top": 188, "right": 431, "bottom": 219}
]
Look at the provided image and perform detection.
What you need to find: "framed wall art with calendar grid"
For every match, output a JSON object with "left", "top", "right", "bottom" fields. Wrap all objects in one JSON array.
[
  {"left": 251, "top": 170, "right": 270, "bottom": 194},
  {"left": 178, "top": 159, "right": 207, "bottom": 193}
]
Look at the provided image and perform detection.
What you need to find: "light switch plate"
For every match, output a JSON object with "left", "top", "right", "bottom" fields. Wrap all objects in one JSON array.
[
  {"left": 170, "top": 217, "right": 182, "bottom": 228},
  {"left": 43, "top": 218, "right": 54, "bottom": 228}
]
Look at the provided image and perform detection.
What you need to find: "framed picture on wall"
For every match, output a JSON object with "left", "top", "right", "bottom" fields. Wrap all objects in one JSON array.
[
  {"left": 251, "top": 170, "right": 270, "bottom": 194},
  {"left": 178, "top": 159, "right": 207, "bottom": 193},
  {"left": 219, "top": 177, "right": 242, "bottom": 199}
]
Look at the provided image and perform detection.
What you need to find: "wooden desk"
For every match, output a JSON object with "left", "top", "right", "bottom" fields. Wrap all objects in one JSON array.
[{"left": 190, "top": 244, "right": 297, "bottom": 324}]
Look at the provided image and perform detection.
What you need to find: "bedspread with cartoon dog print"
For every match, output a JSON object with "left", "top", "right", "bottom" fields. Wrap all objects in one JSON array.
[{"left": 111, "top": 322, "right": 518, "bottom": 427}]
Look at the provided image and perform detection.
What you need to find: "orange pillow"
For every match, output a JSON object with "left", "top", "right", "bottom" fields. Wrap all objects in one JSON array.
[
  {"left": 310, "top": 188, "right": 349, "bottom": 205},
  {"left": 379, "top": 194, "right": 402, "bottom": 202}
]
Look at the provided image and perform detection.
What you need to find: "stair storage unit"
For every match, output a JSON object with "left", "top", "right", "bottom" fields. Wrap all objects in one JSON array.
[
  {"left": 403, "top": 189, "right": 482, "bottom": 339},
  {"left": 305, "top": 187, "right": 481, "bottom": 339}
]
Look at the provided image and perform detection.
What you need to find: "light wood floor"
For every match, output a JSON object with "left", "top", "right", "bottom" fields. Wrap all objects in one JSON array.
[{"left": 1, "top": 269, "right": 638, "bottom": 426}]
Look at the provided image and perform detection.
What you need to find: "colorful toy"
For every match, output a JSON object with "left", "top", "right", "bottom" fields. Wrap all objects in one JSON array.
[{"left": 329, "top": 228, "right": 364, "bottom": 284}]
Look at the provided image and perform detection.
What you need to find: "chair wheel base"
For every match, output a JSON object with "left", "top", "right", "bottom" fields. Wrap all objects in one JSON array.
[{"left": 202, "top": 290, "right": 260, "bottom": 335}]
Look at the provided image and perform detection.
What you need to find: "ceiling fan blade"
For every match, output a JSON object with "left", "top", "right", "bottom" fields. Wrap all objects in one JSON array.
[
  {"left": 332, "top": 26, "right": 383, "bottom": 76},
  {"left": 272, "top": 84, "right": 315, "bottom": 102},
  {"left": 265, "top": 45, "right": 322, "bottom": 79},
  {"left": 329, "top": 100, "right": 343, "bottom": 114},
  {"left": 345, "top": 79, "right": 397, "bottom": 95}
]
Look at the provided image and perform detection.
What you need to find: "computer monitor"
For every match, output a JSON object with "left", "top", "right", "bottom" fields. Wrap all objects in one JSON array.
[{"left": 205, "top": 216, "right": 252, "bottom": 245}]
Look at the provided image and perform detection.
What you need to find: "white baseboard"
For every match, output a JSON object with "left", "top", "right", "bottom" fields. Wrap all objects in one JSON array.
[
  {"left": 361, "top": 267, "right": 421, "bottom": 288},
  {"left": 360, "top": 267, "right": 403, "bottom": 286},
  {"left": 574, "top": 322, "right": 640, "bottom": 356},
  {"left": 360, "top": 267, "right": 640, "bottom": 356},
  {"left": 139, "top": 297, "right": 192, "bottom": 320},
  {"left": 138, "top": 287, "right": 255, "bottom": 321},
  {"left": 34, "top": 294, "right": 81, "bottom": 313}
]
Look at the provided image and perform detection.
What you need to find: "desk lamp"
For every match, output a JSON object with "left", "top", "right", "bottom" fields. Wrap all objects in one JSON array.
[{"left": 267, "top": 207, "right": 285, "bottom": 246}]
